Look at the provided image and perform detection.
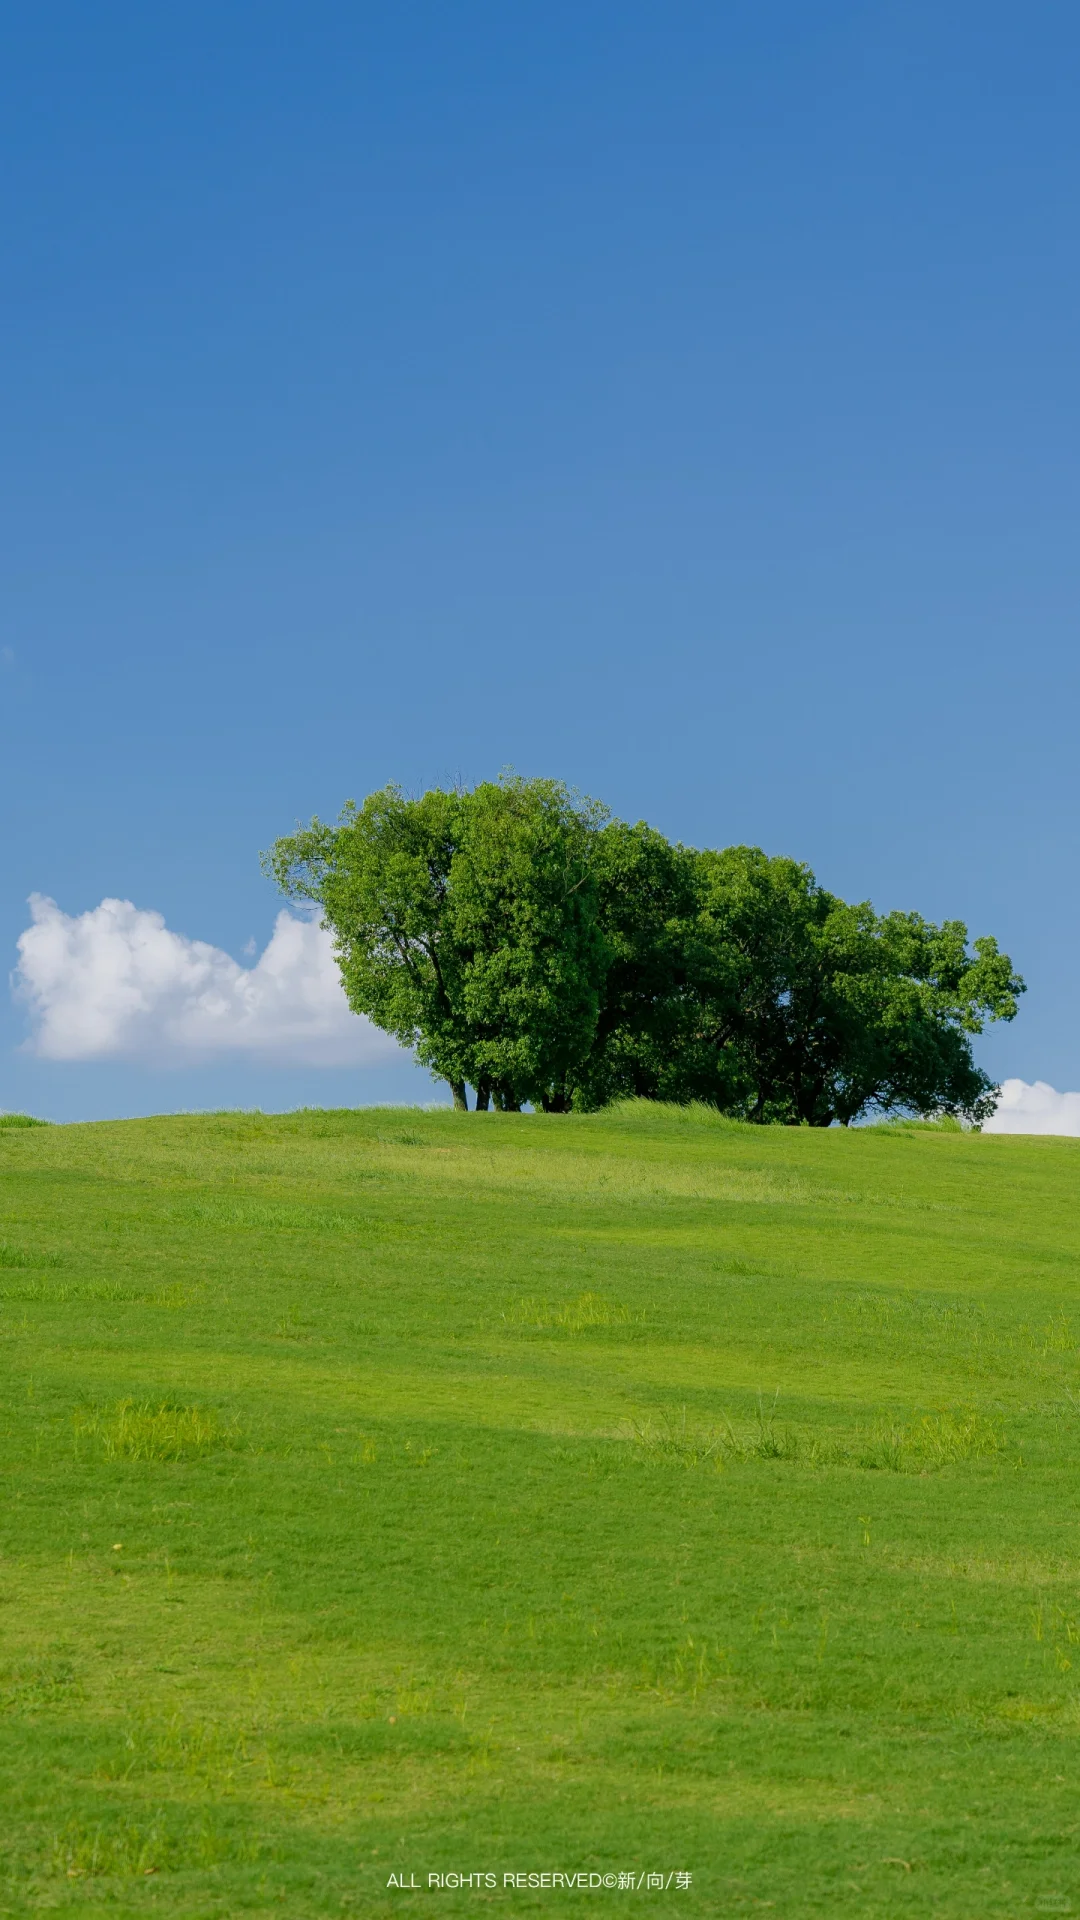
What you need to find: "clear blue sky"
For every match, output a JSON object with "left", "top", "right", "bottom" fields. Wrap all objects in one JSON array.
[{"left": 2, "top": 1, "right": 1078, "bottom": 1119}]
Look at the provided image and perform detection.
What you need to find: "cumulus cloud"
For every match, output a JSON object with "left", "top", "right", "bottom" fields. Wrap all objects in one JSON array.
[
  {"left": 13, "top": 895, "right": 406, "bottom": 1068},
  {"left": 983, "top": 1079, "right": 1080, "bottom": 1137}
]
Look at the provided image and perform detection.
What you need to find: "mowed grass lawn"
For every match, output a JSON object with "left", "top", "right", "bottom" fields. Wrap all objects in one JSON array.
[{"left": 2, "top": 1103, "right": 1080, "bottom": 1918}]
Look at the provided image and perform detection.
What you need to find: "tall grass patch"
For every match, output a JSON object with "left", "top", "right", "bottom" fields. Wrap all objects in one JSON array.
[
  {"left": 74, "top": 1399, "right": 243, "bottom": 1462},
  {"left": 622, "top": 1402, "right": 1006, "bottom": 1471},
  {"left": 502, "top": 1290, "right": 643, "bottom": 1334}
]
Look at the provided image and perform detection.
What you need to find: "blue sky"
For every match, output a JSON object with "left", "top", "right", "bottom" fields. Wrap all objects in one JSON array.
[{"left": 2, "top": 0, "right": 1078, "bottom": 1120}]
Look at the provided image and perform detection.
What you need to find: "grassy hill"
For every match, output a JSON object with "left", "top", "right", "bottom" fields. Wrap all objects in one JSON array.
[{"left": 2, "top": 1102, "right": 1079, "bottom": 1917}]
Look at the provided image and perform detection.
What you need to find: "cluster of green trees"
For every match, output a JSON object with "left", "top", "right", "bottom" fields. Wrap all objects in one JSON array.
[{"left": 264, "top": 776, "right": 1023, "bottom": 1126}]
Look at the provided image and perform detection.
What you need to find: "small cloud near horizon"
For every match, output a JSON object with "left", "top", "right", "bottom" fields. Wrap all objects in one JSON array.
[
  {"left": 13, "top": 895, "right": 406, "bottom": 1068},
  {"left": 982, "top": 1079, "right": 1080, "bottom": 1137}
]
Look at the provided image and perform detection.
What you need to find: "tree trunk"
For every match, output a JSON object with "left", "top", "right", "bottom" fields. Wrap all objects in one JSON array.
[
  {"left": 475, "top": 1078, "right": 491, "bottom": 1112},
  {"left": 449, "top": 1079, "right": 469, "bottom": 1111}
]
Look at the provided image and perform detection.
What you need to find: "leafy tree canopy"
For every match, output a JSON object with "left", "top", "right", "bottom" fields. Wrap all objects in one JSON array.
[{"left": 264, "top": 780, "right": 1023, "bottom": 1125}]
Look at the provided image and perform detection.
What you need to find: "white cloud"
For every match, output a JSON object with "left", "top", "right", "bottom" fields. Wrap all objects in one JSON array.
[
  {"left": 983, "top": 1079, "right": 1080, "bottom": 1137},
  {"left": 13, "top": 895, "right": 406, "bottom": 1068}
]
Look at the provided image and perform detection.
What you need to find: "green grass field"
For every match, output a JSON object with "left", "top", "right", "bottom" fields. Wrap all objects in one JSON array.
[{"left": 2, "top": 1101, "right": 1080, "bottom": 1918}]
